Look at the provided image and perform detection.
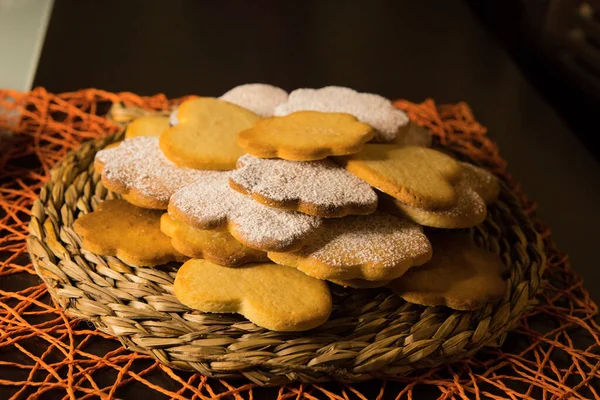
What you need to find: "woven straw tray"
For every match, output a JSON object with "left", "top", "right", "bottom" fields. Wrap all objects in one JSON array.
[{"left": 27, "top": 127, "right": 546, "bottom": 386}]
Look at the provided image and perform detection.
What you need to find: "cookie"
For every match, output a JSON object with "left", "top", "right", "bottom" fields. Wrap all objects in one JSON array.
[
  {"left": 274, "top": 86, "right": 409, "bottom": 142},
  {"left": 237, "top": 111, "right": 374, "bottom": 161},
  {"left": 160, "top": 97, "right": 260, "bottom": 170},
  {"left": 124, "top": 115, "right": 170, "bottom": 139},
  {"left": 229, "top": 154, "right": 378, "bottom": 217},
  {"left": 382, "top": 163, "right": 499, "bottom": 228},
  {"left": 336, "top": 145, "right": 463, "bottom": 209},
  {"left": 174, "top": 259, "right": 332, "bottom": 331},
  {"left": 169, "top": 172, "right": 322, "bottom": 252},
  {"left": 160, "top": 214, "right": 268, "bottom": 266},
  {"left": 394, "top": 122, "right": 432, "bottom": 147},
  {"left": 388, "top": 232, "right": 507, "bottom": 310},
  {"left": 169, "top": 108, "right": 179, "bottom": 126},
  {"left": 330, "top": 279, "right": 391, "bottom": 289},
  {"left": 95, "top": 137, "right": 210, "bottom": 209},
  {"left": 220, "top": 83, "right": 288, "bottom": 117},
  {"left": 73, "top": 199, "right": 186, "bottom": 266},
  {"left": 268, "top": 212, "right": 432, "bottom": 281}
]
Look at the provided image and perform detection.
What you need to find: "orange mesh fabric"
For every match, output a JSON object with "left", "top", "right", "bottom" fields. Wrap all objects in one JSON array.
[{"left": 0, "top": 88, "right": 598, "bottom": 399}]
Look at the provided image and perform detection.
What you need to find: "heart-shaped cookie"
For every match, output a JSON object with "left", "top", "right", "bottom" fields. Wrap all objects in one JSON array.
[
  {"left": 73, "top": 199, "right": 186, "bottom": 266},
  {"left": 336, "top": 145, "right": 463, "bottom": 209},
  {"left": 174, "top": 259, "right": 332, "bottom": 331},
  {"left": 160, "top": 97, "right": 260, "bottom": 170},
  {"left": 229, "top": 154, "right": 378, "bottom": 217},
  {"left": 237, "top": 111, "right": 374, "bottom": 161}
]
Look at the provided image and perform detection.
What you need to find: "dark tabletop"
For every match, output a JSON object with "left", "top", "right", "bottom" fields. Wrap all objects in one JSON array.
[{"left": 22, "top": 0, "right": 600, "bottom": 397}]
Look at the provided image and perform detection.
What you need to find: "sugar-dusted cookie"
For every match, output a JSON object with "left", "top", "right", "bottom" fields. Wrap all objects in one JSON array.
[
  {"left": 174, "top": 259, "right": 332, "bottom": 331},
  {"left": 388, "top": 232, "right": 507, "bottom": 310},
  {"left": 160, "top": 97, "right": 260, "bottom": 170},
  {"left": 382, "top": 163, "right": 499, "bottom": 228},
  {"left": 95, "top": 137, "right": 210, "bottom": 209},
  {"left": 274, "top": 86, "right": 409, "bottom": 143},
  {"left": 169, "top": 108, "right": 179, "bottom": 126},
  {"left": 394, "top": 122, "right": 432, "bottom": 147},
  {"left": 220, "top": 83, "right": 288, "bottom": 117},
  {"left": 73, "top": 199, "right": 186, "bottom": 266},
  {"left": 229, "top": 154, "right": 378, "bottom": 217},
  {"left": 169, "top": 172, "right": 322, "bottom": 252},
  {"left": 268, "top": 212, "right": 431, "bottom": 282},
  {"left": 238, "top": 111, "right": 374, "bottom": 161},
  {"left": 336, "top": 145, "right": 463, "bottom": 209},
  {"left": 160, "top": 214, "right": 267, "bottom": 266},
  {"left": 124, "top": 115, "right": 170, "bottom": 139}
]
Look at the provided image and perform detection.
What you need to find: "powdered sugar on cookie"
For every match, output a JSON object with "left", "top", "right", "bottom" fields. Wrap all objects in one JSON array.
[
  {"left": 268, "top": 212, "right": 432, "bottom": 281},
  {"left": 95, "top": 137, "right": 212, "bottom": 209},
  {"left": 274, "top": 86, "right": 409, "bottom": 142},
  {"left": 169, "top": 172, "right": 322, "bottom": 252},
  {"left": 220, "top": 84, "right": 288, "bottom": 117},
  {"left": 229, "top": 154, "right": 378, "bottom": 217}
]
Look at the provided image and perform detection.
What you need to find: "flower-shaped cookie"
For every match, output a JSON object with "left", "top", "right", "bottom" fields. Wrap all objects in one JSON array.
[
  {"left": 274, "top": 86, "right": 409, "bottom": 142},
  {"left": 73, "top": 199, "right": 186, "bottom": 266},
  {"left": 175, "top": 259, "right": 332, "bottom": 331},
  {"left": 238, "top": 111, "right": 374, "bottom": 161},
  {"left": 268, "top": 212, "right": 432, "bottom": 282},
  {"left": 160, "top": 97, "right": 260, "bottom": 170},
  {"left": 160, "top": 214, "right": 267, "bottom": 266},
  {"left": 388, "top": 232, "right": 507, "bottom": 310},
  {"left": 94, "top": 137, "right": 211, "bottom": 209},
  {"left": 229, "top": 154, "right": 378, "bottom": 217},
  {"left": 168, "top": 172, "right": 322, "bottom": 252},
  {"left": 220, "top": 83, "right": 288, "bottom": 117}
]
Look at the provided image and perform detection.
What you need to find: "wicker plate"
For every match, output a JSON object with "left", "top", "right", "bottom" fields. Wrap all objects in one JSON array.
[{"left": 27, "top": 131, "right": 546, "bottom": 386}]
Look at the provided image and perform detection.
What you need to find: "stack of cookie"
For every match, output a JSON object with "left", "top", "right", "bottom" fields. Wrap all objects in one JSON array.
[{"left": 74, "top": 84, "right": 507, "bottom": 332}]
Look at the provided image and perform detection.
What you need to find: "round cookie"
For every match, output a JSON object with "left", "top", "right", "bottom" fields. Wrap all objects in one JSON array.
[
  {"left": 388, "top": 232, "right": 507, "bottom": 310},
  {"left": 229, "top": 154, "right": 378, "bottom": 217},
  {"left": 336, "top": 144, "right": 463, "bottom": 209},
  {"left": 237, "top": 111, "right": 374, "bottom": 161},
  {"left": 124, "top": 115, "right": 170, "bottom": 139},
  {"left": 268, "top": 212, "right": 432, "bottom": 282},
  {"left": 73, "top": 199, "right": 187, "bottom": 267},
  {"left": 159, "top": 97, "right": 260, "bottom": 170},
  {"left": 274, "top": 86, "right": 409, "bottom": 143},
  {"left": 94, "top": 137, "right": 212, "bottom": 209},
  {"left": 220, "top": 83, "right": 288, "bottom": 117},
  {"left": 382, "top": 162, "right": 499, "bottom": 228},
  {"left": 160, "top": 214, "right": 268, "bottom": 266},
  {"left": 168, "top": 172, "right": 322, "bottom": 252},
  {"left": 174, "top": 260, "right": 332, "bottom": 332}
]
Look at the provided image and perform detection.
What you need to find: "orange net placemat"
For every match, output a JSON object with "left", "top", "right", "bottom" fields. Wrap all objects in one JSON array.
[{"left": 0, "top": 88, "right": 598, "bottom": 399}]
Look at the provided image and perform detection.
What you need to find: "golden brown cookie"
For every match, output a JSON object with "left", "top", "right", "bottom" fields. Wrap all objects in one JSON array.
[
  {"left": 336, "top": 145, "right": 463, "bottom": 209},
  {"left": 220, "top": 83, "right": 288, "bottom": 117},
  {"left": 273, "top": 86, "right": 409, "bottom": 142},
  {"left": 124, "top": 115, "right": 170, "bottom": 139},
  {"left": 393, "top": 122, "right": 432, "bottom": 147},
  {"left": 174, "top": 259, "right": 332, "bottom": 331},
  {"left": 95, "top": 137, "right": 211, "bottom": 209},
  {"left": 160, "top": 214, "right": 268, "bottom": 266},
  {"left": 381, "top": 163, "right": 500, "bottom": 228},
  {"left": 388, "top": 232, "right": 507, "bottom": 310},
  {"left": 330, "top": 279, "right": 391, "bottom": 289},
  {"left": 237, "top": 111, "right": 374, "bottom": 161},
  {"left": 268, "top": 212, "right": 432, "bottom": 282},
  {"left": 229, "top": 154, "right": 378, "bottom": 217},
  {"left": 160, "top": 97, "right": 260, "bottom": 170},
  {"left": 169, "top": 172, "right": 322, "bottom": 252},
  {"left": 73, "top": 199, "right": 186, "bottom": 266}
]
